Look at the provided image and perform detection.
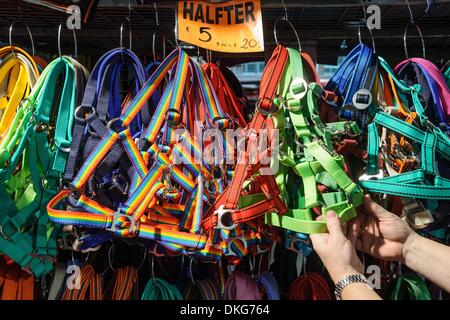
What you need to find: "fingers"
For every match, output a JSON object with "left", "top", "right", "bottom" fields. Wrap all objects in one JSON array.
[
  {"left": 325, "top": 211, "right": 345, "bottom": 239},
  {"left": 347, "top": 218, "right": 361, "bottom": 246},
  {"left": 364, "top": 194, "right": 391, "bottom": 220}
]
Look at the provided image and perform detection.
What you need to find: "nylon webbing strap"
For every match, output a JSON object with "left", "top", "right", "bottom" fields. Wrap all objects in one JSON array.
[
  {"left": 325, "top": 43, "right": 378, "bottom": 129},
  {"left": 0, "top": 55, "right": 88, "bottom": 277},
  {"left": 0, "top": 46, "right": 40, "bottom": 142},
  {"left": 202, "top": 45, "right": 289, "bottom": 233},
  {"left": 360, "top": 112, "right": 450, "bottom": 199},
  {"left": 264, "top": 47, "right": 363, "bottom": 235}
]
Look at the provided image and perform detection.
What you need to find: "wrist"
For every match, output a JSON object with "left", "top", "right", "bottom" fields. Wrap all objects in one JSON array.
[
  {"left": 402, "top": 231, "right": 420, "bottom": 266},
  {"left": 329, "top": 265, "right": 360, "bottom": 284}
]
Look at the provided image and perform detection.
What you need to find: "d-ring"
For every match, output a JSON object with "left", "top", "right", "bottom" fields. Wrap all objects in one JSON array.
[
  {"left": 9, "top": 21, "right": 35, "bottom": 57},
  {"left": 403, "top": 21, "right": 426, "bottom": 59},
  {"left": 273, "top": 17, "right": 302, "bottom": 52},
  {"left": 58, "top": 24, "right": 78, "bottom": 58}
]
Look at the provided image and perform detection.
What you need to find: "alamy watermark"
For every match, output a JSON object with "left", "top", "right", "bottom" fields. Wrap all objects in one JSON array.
[
  {"left": 170, "top": 121, "right": 279, "bottom": 176},
  {"left": 66, "top": 264, "right": 81, "bottom": 290},
  {"left": 67, "top": 0, "right": 81, "bottom": 30},
  {"left": 365, "top": 5, "right": 381, "bottom": 30}
]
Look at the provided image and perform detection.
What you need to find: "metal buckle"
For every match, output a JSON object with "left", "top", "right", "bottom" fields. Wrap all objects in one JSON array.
[
  {"left": 214, "top": 205, "right": 237, "bottom": 230},
  {"left": 107, "top": 211, "right": 136, "bottom": 233},
  {"left": 74, "top": 105, "right": 94, "bottom": 121},
  {"left": 352, "top": 89, "right": 372, "bottom": 110},
  {"left": 359, "top": 169, "right": 384, "bottom": 181},
  {"left": 225, "top": 236, "right": 248, "bottom": 257},
  {"left": 107, "top": 118, "right": 126, "bottom": 133},
  {"left": 290, "top": 78, "right": 308, "bottom": 101},
  {"left": 0, "top": 225, "right": 11, "bottom": 241}
]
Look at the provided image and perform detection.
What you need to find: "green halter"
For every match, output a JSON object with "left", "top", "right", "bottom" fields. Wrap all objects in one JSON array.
[
  {"left": 265, "top": 47, "right": 363, "bottom": 234},
  {"left": 0, "top": 56, "right": 88, "bottom": 277}
]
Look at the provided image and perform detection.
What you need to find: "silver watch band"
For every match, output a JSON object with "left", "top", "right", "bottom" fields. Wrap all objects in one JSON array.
[{"left": 334, "top": 274, "right": 368, "bottom": 300}]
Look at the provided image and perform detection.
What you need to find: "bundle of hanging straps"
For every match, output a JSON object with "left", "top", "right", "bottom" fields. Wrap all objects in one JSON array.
[
  {"left": 47, "top": 45, "right": 291, "bottom": 265},
  {"left": 0, "top": 53, "right": 89, "bottom": 281},
  {"left": 0, "top": 37, "right": 448, "bottom": 300}
]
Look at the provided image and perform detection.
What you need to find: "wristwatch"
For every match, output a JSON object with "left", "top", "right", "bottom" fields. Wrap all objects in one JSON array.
[{"left": 334, "top": 274, "right": 368, "bottom": 300}]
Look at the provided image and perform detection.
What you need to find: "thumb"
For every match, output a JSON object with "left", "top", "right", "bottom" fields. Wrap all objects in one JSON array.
[
  {"left": 325, "top": 211, "right": 344, "bottom": 238},
  {"left": 364, "top": 194, "right": 391, "bottom": 220}
]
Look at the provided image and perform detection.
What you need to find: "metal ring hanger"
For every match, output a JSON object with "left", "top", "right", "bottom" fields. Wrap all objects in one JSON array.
[
  {"left": 358, "top": 0, "right": 376, "bottom": 53},
  {"left": 273, "top": 0, "right": 302, "bottom": 51},
  {"left": 403, "top": 0, "right": 426, "bottom": 59},
  {"left": 58, "top": 23, "right": 78, "bottom": 59},
  {"left": 9, "top": 20, "right": 35, "bottom": 57}
]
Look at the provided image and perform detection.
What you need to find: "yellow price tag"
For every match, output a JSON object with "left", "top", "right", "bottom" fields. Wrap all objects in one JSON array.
[{"left": 177, "top": 0, "right": 264, "bottom": 53}]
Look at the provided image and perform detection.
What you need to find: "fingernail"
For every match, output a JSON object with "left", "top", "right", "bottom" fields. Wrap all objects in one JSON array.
[{"left": 326, "top": 211, "right": 336, "bottom": 219}]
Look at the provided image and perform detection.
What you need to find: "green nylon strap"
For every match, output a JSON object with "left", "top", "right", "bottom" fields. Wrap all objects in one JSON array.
[
  {"left": 0, "top": 56, "right": 84, "bottom": 277},
  {"left": 389, "top": 273, "right": 431, "bottom": 300},
  {"left": 374, "top": 112, "right": 450, "bottom": 159},
  {"left": 361, "top": 108, "right": 450, "bottom": 199},
  {"left": 367, "top": 122, "right": 379, "bottom": 175},
  {"left": 295, "top": 161, "right": 317, "bottom": 208},
  {"left": 267, "top": 47, "right": 364, "bottom": 235},
  {"left": 444, "top": 66, "right": 450, "bottom": 87},
  {"left": 141, "top": 278, "right": 183, "bottom": 300},
  {"left": 421, "top": 132, "right": 437, "bottom": 175},
  {"left": 378, "top": 56, "right": 428, "bottom": 124},
  {"left": 265, "top": 200, "right": 357, "bottom": 234},
  {"left": 306, "top": 141, "right": 362, "bottom": 204}
]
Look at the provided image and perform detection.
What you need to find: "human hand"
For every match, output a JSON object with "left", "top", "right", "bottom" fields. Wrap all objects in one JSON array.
[
  {"left": 350, "top": 194, "right": 417, "bottom": 263},
  {"left": 310, "top": 211, "right": 364, "bottom": 284}
]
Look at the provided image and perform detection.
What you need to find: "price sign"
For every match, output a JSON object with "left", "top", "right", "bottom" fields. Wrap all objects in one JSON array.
[{"left": 177, "top": 0, "right": 264, "bottom": 53}]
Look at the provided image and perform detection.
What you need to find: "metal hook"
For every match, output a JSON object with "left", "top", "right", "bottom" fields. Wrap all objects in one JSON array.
[
  {"left": 119, "top": 23, "right": 132, "bottom": 51},
  {"left": 136, "top": 244, "right": 148, "bottom": 271},
  {"left": 249, "top": 255, "right": 255, "bottom": 276},
  {"left": 189, "top": 257, "right": 196, "bottom": 286},
  {"left": 163, "top": 35, "right": 167, "bottom": 60},
  {"left": 360, "top": 0, "right": 368, "bottom": 21},
  {"left": 58, "top": 24, "right": 78, "bottom": 59},
  {"left": 71, "top": 250, "right": 76, "bottom": 267},
  {"left": 403, "top": 22, "right": 426, "bottom": 59},
  {"left": 9, "top": 21, "right": 35, "bottom": 57},
  {"left": 281, "top": 0, "right": 288, "bottom": 20},
  {"left": 358, "top": 1, "right": 376, "bottom": 53},
  {"left": 273, "top": 17, "right": 302, "bottom": 51},
  {"left": 150, "top": 254, "right": 156, "bottom": 281},
  {"left": 206, "top": 50, "right": 212, "bottom": 63},
  {"left": 154, "top": 2, "right": 160, "bottom": 28},
  {"left": 174, "top": 7, "right": 179, "bottom": 49},
  {"left": 302, "top": 255, "right": 307, "bottom": 276},
  {"left": 108, "top": 241, "right": 116, "bottom": 272},
  {"left": 403, "top": 0, "right": 425, "bottom": 59},
  {"left": 405, "top": 0, "right": 414, "bottom": 23},
  {"left": 127, "top": 0, "right": 133, "bottom": 51}
]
